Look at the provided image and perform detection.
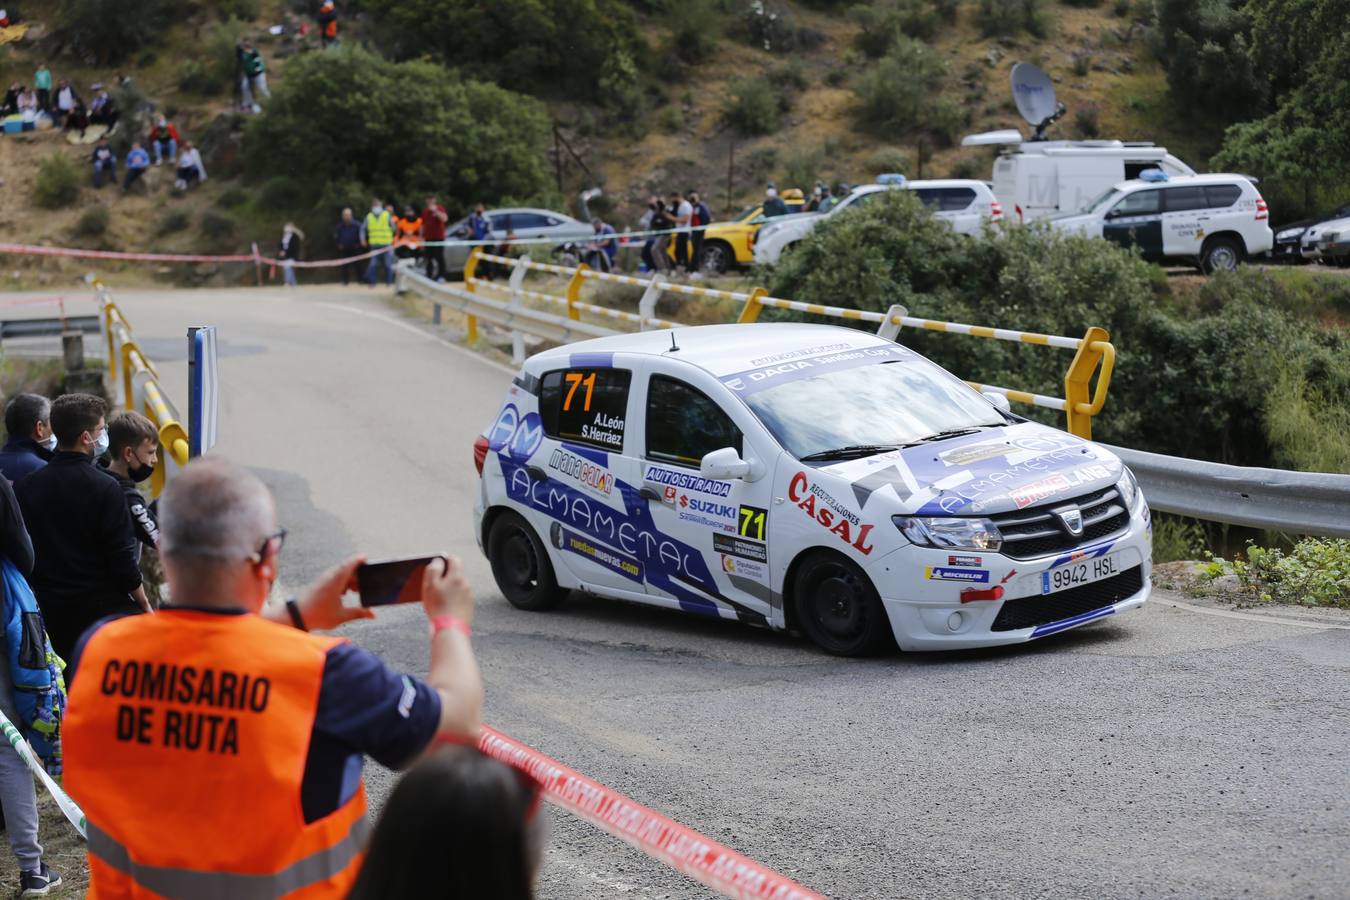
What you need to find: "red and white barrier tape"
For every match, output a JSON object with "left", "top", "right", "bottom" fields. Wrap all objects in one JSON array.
[
  {"left": 0, "top": 242, "right": 259, "bottom": 263},
  {"left": 479, "top": 726, "right": 825, "bottom": 900}
]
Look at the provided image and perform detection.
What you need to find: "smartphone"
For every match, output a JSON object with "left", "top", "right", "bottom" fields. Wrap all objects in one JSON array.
[{"left": 356, "top": 556, "right": 444, "bottom": 607}]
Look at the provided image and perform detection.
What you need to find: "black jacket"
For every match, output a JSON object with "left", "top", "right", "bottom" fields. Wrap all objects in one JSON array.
[
  {"left": 98, "top": 461, "right": 160, "bottom": 554},
  {"left": 0, "top": 476, "right": 33, "bottom": 576},
  {"left": 15, "top": 451, "right": 141, "bottom": 605},
  {"left": 0, "top": 438, "right": 52, "bottom": 484}
]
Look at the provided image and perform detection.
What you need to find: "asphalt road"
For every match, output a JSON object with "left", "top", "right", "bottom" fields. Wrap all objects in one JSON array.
[{"left": 91, "top": 286, "right": 1350, "bottom": 898}]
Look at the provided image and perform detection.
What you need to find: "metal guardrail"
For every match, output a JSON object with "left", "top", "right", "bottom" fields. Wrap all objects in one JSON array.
[
  {"left": 441, "top": 249, "right": 1115, "bottom": 439},
  {"left": 96, "top": 283, "right": 190, "bottom": 498},
  {"left": 0, "top": 315, "right": 101, "bottom": 338},
  {"left": 1105, "top": 444, "right": 1350, "bottom": 539}
]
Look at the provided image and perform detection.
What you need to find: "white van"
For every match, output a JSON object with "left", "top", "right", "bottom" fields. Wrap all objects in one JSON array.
[{"left": 962, "top": 132, "right": 1197, "bottom": 223}]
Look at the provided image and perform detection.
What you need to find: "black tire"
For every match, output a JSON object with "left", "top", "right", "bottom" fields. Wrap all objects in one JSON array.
[
  {"left": 698, "top": 240, "right": 733, "bottom": 275},
  {"left": 1200, "top": 236, "right": 1243, "bottom": 275},
  {"left": 793, "top": 552, "right": 894, "bottom": 657},
  {"left": 488, "top": 511, "right": 566, "bottom": 611}
]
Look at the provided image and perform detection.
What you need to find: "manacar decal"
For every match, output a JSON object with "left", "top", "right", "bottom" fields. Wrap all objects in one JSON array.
[
  {"left": 788, "top": 472, "right": 875, "bottom": 555},
  {"left": 548, "top": 447, "right": 613, "bottom": 496}
]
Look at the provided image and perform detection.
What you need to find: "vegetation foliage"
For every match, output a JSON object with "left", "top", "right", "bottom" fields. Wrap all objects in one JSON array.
[
  {"left": 764, "top": 193, "right": 1350, "bottom": 473},
  {"left": 1203, "top": 540, "right": 1350, "bottom": 609},
  {"left": 33, "top": 156, "right": 80, "bottom": 210}
]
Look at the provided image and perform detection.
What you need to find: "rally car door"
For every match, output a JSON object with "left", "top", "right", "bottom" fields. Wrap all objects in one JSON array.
[
  {"left": 527, "top": 355, "right": 646, "bottom": 594},
  {"left": 635, "top": 362, "right": 777, "bottom": 627},
  {"left": 1103, "top": 188, "right": 1164, "bottom": 260}
]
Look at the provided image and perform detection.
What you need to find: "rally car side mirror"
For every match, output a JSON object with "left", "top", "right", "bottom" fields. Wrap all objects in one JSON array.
[
  {"left": 982, "top": 392, "right": 1012, "bottom": 413},
  {"left": 700, "top": 447, "right": 751, "bottom": 481}
]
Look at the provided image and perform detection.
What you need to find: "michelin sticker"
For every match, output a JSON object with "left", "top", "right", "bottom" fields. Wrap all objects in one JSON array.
[{"left": 925, "top": 566, "right": 990, "bottom": 584}]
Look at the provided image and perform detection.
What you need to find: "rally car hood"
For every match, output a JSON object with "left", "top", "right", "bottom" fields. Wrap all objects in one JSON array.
[{"left": 817, "top": 421, "right": 1123, "bottom": 518}]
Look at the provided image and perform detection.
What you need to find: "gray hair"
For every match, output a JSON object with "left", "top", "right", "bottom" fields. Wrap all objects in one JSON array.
[{"left": 159, "top": 458, "right": 276, "bottom": 561}]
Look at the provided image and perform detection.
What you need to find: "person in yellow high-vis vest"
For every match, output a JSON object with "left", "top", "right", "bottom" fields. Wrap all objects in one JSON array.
[
  {"left": 362, "top": 199, "right": 396, "bottom": 286},
  {"left": 63, "top": 458, "right": 484, "bottom": 899}
]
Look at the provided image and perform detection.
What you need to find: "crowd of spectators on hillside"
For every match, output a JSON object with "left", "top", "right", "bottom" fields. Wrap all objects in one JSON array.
[{"left": 0, "top": 385, "right": 541, "bottom": 897}]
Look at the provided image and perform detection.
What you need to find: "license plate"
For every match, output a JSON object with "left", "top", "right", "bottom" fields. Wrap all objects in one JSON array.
[{"left": 1041, "top": 552, "right": 1121, "bottom": 594}]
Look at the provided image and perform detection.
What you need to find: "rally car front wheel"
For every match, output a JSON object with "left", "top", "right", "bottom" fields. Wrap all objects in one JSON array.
[
  {"left": 793, "top": 552, "right": 894, "bottom": 657},
  {"left": 488, "top": 511, "right": 566, "bottom": 611}
]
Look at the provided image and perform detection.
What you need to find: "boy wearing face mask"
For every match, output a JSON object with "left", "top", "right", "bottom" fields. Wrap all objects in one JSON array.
[
  {"left": 15, "top": 394, "right": 151, "bottom": 662},
  {"left": 100, "top": 412, "right": 161, "bottom": 556},
  {"left": 0, "top": 393, "right": 57, "bottom": 483}
]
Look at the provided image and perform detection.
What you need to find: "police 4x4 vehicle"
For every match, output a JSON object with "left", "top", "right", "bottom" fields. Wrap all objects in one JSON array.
[
  {"left": 1050, "top": 172, "right": 1273, "bottom": 274},
  {"left": 473, "top": 324, "right": 1152, "bottom": 656}
]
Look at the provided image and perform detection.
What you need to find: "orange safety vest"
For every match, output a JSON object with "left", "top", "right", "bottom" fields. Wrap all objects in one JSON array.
[
  {"left": 65, "top": 610, "right": 368, "bottom": 899},
  {"left": 324, "top": 19, "right": 337, "bottom": 39},
  {"left": 393, "top": 216, "right": 422, "bottom": 250}
]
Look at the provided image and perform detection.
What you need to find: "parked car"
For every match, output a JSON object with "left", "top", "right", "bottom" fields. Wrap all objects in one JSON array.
[
  {"left": 1272, "top": 205, "right": 1350, "bottom": 263},
  {"left": 443, "top": 208, "right": 592, "bottom": 276},
  {"left": 752, "top": 178, "right": 1002, "bottom": 266},
  {"left": 1314, "top": 218, "right": 1350, "bottom": 267},
  {"left": 1301, "top": 214, "right": 1350, "bottom": 265},
  {"left": 667, "top": 188, "right": 806, "bottom": 274},
  {"left": 1049, "top": 172, "right": 1272, "bottom": 274},
  {"left": 473, "top": 323, "right": 1151, "bottom": 657}
]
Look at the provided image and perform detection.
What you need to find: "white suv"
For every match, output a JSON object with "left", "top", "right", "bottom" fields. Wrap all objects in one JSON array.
[
  {"left": 1049, "top": 173, "right": 1273, "bottom": 274},
  {"left": 752, "top": 178, "right": 1002, "bottom": 266}
]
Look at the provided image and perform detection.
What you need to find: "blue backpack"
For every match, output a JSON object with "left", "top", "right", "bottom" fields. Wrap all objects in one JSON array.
[{"left": 1, "top": 558, "right": 66, "bottom": 774}]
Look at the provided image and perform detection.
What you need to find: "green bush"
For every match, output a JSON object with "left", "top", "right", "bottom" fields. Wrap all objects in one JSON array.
[
  {"left": 763, "top": 192, "right": 1350, "bottom": 470},
  {"left": 34, "top": 155, "right": 81, "bottom": 209},
  {"left": 244, "top": 46, "right": 553, "bottom": 216},
  {"left": 866, "top": 146, "right": 911, "bottom": 177},
  {"left": 260, "top": 176, "right": 305, "bottom": 211},
  {"left": 215, "top": 187, "right": 250, "bottom": 210},
  {"left": 1151, "top": 515, "right": 1207, "bottom": 563},
  {"left": 200, "top": 211, "right": 238, "bottom": 245},
  {"left": 668, "top": 0, "right": 724, "bottom": 64},
  {"left": 1224, "top": 539, "right": 1350, "bottom": 608},
  {"left": 156, "top": 210, "right": 193, "bottom": 236},
  {"left": 364, "top": 0, "right": 640, "bottom": 96},
  {"left": 851, "top": 37, "right": 962, "bottom": 143},
  {"left": 723, "top": 75, "right": 787, "bottom": 136},
  {"left": 50, "top": 0, "right": 185, "bottom": 65},
  {"left": 178, "top": 19, "right": 250, "bottom": 97},
  {"left": 851, "top": 0, "right": 948, "bottom": 58},
  {"left": 975, "top": 0, "right": 1052, "bottom": 37},
  {"left": 74, "top": 206, "right": 109, "bottom": 237}
]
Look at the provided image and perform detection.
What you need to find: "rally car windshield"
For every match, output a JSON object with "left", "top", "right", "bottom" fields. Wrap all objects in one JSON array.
[{"left": 743, "top": 358, "right": 1008, "bottom": 461}]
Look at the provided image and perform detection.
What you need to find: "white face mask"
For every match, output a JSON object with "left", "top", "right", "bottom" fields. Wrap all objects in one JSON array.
[
  {"left": 372, "top": 205, "right": 383, "bottom": 214},
  {"left": 40, "top": 433, "right": 57, "bottom": 452},
  {"left": 92, "top": 429, "right": 110, "bottom": 457}
]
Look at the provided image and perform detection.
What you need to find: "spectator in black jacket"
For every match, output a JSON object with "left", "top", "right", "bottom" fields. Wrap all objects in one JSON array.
[
  {"left": 334, "top": 208, "right": 363, "bottom": 286},
  {"left": 100, "top": 411, "right": 160, "bottom": 555},
  {"left": 14, "top": 394, "right": 150, "bottom": 661},
  {"left": 0, "top": 393, "right": 55, "bottom": 483},
  {"left": 279, "top": 223, "right": 303, "bottom": 287}
]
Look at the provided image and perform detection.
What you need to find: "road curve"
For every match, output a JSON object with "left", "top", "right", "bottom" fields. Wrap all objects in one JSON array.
[{"left": 100, "top": 286, "right": 1349, "bottom": 899}]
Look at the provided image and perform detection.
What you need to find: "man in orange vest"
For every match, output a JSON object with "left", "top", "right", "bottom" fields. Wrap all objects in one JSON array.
[
  {"left": 392, "top": 204, "right": 423, "bottom": 263},
  {"left": 63, "top": 458, "right": 483, "bottom": 898}
]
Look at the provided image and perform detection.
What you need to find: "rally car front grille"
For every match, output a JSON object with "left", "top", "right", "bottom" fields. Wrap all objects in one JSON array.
[
  {"left": 990, "top": 486, "right": 1130, "bottom": 560},
  {"left": 991, "top": 565, "right": 1144, "bottom": 632}
]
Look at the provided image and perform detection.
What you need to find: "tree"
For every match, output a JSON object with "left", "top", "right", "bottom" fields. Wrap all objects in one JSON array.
[
  {"left": 243, "top": 47, "right": 554, "bottom": 216},
  {"left": 49, "top": 0, "right": 183, "bottom": 65},
  {"left": 363, "top": 0, "right": 641, "bottom": 97},
  {"left": 1150, "top": 0, "right": 1264, "bottom": 126}
]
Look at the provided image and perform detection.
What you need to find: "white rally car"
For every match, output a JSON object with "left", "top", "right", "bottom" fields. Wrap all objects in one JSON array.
[{"left": 473, "top": 324, "right": 1152, "bottom": 656}]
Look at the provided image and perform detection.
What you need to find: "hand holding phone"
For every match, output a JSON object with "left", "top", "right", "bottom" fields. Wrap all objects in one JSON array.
[
  {"left": 357, "top": 556, "right": 445, "bottom": 607},
  {"left": 421, "top": 555, "right": 474, "bottom": 627}
]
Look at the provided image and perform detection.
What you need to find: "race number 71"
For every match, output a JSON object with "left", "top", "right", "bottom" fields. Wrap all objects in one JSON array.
[
  {"left": 739, "top": 506, "right": 767, "bottom": 540},
  {"left": 563, "top": 372, "right": 596, "bottom": 412}
]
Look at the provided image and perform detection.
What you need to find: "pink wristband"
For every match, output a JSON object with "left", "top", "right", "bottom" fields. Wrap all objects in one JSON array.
[{"left": 429, "top": 615, "right": 471, "bottom": 638}]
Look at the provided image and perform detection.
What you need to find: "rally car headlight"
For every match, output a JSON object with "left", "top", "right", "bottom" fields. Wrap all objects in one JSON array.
[
  {"left": 894, "top": 516, "right": 1003, "bottom": 552},
  {"left": 1116, "top": 467, "right": 1139, "bottom": 511},
  {"left": 1275, "top": 228, "right": 1304, "bottom": 241}
]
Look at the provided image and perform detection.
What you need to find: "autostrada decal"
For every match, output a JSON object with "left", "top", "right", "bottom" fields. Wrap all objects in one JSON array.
[
  {"left": 499, "top": 454, "right": 766, "bottom": 624},
  {"left": 787, "top": 471, "right": 875, "bottom": 555}
]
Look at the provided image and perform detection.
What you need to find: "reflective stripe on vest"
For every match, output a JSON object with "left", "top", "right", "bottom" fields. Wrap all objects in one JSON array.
[
  {"left": 365, "top": 211, "right": 392, "bottom": 246},
  {"left": 64, "top": 610, "right": 367, "bottom": 900},
  {"left": 87, "top": 817, "right": 369, "bottom": 900}
]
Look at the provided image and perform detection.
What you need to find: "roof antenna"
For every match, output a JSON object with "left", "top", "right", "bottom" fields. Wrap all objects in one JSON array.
[{"left": 668, "top": 331, "right": 680, "bottom": 353}]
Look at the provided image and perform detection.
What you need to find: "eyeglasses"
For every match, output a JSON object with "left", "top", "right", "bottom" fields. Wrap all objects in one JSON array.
[{"left": 248, "top": 528, "right": 288, "bottom": 564}]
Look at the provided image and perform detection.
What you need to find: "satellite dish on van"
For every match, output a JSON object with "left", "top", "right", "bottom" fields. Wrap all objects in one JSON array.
[{"left": 1010, "top": 63, "right": 1065, "bottom": 141}]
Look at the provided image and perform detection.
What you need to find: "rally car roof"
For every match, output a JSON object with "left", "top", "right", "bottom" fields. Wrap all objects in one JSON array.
[{"left": 525, "top": 323, "right": 896, "bottom": 379}]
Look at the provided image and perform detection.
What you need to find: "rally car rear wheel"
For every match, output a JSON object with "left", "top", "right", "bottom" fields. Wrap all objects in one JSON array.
[
  {"left": 793, "top": 552, "right": 894, "bottom": 657},
  {"left": 488, "top": 511, "right": 565, "bottom": 611}
]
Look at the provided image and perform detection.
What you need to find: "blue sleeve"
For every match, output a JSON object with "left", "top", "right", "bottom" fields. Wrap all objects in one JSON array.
[{"left": 313, "top": 643, "right": 442, "bottom": 769}]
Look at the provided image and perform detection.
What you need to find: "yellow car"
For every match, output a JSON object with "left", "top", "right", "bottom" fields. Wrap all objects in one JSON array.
[{"left": 668, "top": 189, "right": 806, "bottom": 273}]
